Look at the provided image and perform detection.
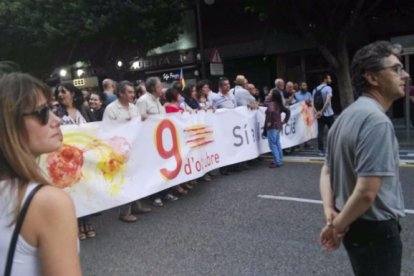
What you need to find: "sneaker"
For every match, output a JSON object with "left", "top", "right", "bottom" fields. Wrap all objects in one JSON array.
[
  {"left": 153, "top": 198, "right": 164, "bottom": 207},
  {"left": 269, "top": 163, "right": 280, "bottom": 168},
  {"left": 164, "top": 193, "right": 178, "bottom": 201}
]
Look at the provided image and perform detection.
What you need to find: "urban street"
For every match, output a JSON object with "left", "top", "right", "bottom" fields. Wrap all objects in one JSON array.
[{"left": 80, "top": 158, "right": 414, "bottom": 276}]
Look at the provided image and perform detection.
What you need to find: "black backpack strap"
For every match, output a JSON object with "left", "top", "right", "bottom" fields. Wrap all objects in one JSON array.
[
  {"left": 4, "top": 184, "right": 44, "bottom": 276},
  {"left": 318, "top": 84, "right": 327, "bottom": 92}
]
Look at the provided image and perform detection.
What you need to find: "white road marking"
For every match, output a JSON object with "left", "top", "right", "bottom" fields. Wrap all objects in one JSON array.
[{"left": 258, "top": 195, "right": 414, "bottom": 214}]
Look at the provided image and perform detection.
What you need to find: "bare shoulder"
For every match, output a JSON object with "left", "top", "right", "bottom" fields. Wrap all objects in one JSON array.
[
  {"left": 32, "top": 185, "right": 76, "bottom": 217},
  {"left": 21, "top": 185, "right": 77, "bottom": 247}
]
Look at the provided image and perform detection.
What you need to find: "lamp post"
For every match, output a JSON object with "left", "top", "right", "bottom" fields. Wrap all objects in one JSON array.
[{"left": 195, "top": 0, "right": 214, "bottom": 79}]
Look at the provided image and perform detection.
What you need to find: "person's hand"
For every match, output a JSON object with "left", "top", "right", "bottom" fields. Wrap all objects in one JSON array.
[
  {"left": 315, "top": 111, "right": 322, "bottom": 119},
  {"left": 320, "top": 224, "right": 343, "bottom": 251},
  {"left": 141, "top": 113, "right": 149, "bottom": 121},
  {"left": 248, "top": 102, "right": 259, "bottom": 109}
]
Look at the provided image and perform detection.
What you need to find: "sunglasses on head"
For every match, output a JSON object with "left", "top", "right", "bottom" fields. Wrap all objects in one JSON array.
[{"left": 22, "top": 105, "right": 50, "bottom": 125}]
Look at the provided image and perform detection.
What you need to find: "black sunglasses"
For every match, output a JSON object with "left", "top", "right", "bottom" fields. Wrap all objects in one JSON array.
[{"left": 22, "top": 105, "right": 50, "bottom": 125}]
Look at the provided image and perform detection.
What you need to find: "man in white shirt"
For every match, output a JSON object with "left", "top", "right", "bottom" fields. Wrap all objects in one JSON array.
[
  {"left": 213, "top": 77, "right": 237, "bottom": 109},
  {"left": 135, "top": 76, "right": 165, "bottom": 119},
  {"left": 135, "top": 77, "right": 177, "bottom": 207},
  {"left": 103, "top": 80, "right": 151, "bottom": 222}
]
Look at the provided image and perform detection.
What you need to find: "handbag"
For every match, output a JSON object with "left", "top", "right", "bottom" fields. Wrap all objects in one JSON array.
[{"left": 4, "top": 184, "right": 43, "bottom": 276}]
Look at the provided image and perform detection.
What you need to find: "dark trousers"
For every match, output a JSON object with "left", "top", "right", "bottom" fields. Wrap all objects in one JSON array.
[
  {"left": 343, "top": 218, "right": 402, "bottom": 276},
  {"left": 317, "top": 115, "right": 334, "bottom": 152}
]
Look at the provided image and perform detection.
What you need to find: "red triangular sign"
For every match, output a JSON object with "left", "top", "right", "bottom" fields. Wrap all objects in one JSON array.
[{"left": 209, "top": 48, "right": 222, "bottom": 63}]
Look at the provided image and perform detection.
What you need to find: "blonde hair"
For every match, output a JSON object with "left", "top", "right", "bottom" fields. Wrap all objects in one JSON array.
[{"left": 0, "top": 72, "right": 54, "bottom": 189}]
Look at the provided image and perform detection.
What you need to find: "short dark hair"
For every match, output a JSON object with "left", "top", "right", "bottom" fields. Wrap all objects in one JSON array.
[
  {"left": 145, "top": 76, "right": 160, "bottom": 93},
  {"left": 117, "top": 80, "right": 133, "bottom": 96},
  {"left": 351, "top": 41, "right": 402, "bottom": 96},
  {"left": 165, "top": 87, "right": 180, "bottom": 102},
  {"left": 320, "top": 73, "right": 331, "bottom": 83},
  {"left": 172, "top": 81, "right": 182, "bottom": 92},
  {"left": 218, "top": 77, "right": 229, "bottom": 87}
]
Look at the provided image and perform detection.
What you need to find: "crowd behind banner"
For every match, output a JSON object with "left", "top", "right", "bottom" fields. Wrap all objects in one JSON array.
[{"left": 47, "top": 74, "right": 320, "bottom": 240}]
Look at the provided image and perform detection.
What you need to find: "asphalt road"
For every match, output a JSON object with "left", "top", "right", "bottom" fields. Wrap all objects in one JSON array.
[{"left": 79, "top": 160, "right": 414, "bottom": 276}]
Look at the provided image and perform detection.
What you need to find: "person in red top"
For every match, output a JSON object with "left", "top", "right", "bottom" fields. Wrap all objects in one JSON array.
[
  {"left": 164, "top": 88, "right": 192, "bottom": 194},
  {"left": 164, "top": 87, "right": 184, "bottom": 113}
]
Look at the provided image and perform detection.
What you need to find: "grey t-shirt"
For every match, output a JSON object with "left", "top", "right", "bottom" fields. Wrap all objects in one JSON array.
[{"left": 326, "top": 96, "right": 405, "bottom": 221}]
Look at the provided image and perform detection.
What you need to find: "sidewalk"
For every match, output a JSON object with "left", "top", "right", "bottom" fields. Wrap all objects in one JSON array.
[{"left": 279, "top": 125, "right": 414, "bottom": 164}]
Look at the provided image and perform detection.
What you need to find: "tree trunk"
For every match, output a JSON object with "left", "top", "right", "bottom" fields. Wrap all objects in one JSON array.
[
  {"left": 335, "top": 41, "right": 354, "bottom": 110},
  {"left": 335, "top": 63, "right": 354, "bottom": 110}
]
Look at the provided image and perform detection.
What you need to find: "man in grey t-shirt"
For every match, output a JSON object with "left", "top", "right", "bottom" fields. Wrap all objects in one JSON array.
[{"left": 319, "top": 41, "right": 409, "bottom": 276}]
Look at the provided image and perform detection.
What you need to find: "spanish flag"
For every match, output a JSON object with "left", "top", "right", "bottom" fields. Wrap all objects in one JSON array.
[{"left": 179, "top": 68, "right": 186, "bottom": 90}]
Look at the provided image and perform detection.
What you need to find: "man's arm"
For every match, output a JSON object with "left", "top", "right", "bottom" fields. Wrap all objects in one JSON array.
[
  {"left": 330, "top": 176, "right": 381, "bottom": 232},
  {"left": 319, "top": 165, "right": 337, "bottom": 222},
  {"left": 320, "top": 94, "right": 332, "bottom": 114},
  {"left": 319, "top": 164, "right": 342, "bottom": 251}
]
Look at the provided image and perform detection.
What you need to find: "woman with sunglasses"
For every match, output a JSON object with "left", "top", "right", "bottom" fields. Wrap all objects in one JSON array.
[
  {"left": 54, "top": 83, "right": 97, "bottom": 240},
  {"left": 0, "top": 72, "right": 81, "bottom": 275}
]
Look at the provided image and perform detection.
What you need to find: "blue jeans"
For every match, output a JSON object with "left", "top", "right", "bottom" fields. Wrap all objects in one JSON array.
[
  {"left": 343, "top": 218, "right": 402, "bottom": 276},
  {"left": 267, "top": 128, "right": 283, "bottom": 165}
]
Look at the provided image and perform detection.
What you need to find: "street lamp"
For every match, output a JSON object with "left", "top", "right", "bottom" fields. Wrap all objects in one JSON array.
[
  {"left": 195, "top": 0, "right": 210, "bottom": 79},
  {"left": 76, "top": 69, "right": 85, "bottom": 77},
  {"left": 59, "top": 69, "right": 67, "bottom": 77}
]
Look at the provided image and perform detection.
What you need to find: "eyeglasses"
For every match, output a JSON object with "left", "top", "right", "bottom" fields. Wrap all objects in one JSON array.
[
  {"left": 22, "top": 105, "right": 50, "bottom": 125},
  {"left": 378, "top": 64, "right": 405, "bottom": 76}
]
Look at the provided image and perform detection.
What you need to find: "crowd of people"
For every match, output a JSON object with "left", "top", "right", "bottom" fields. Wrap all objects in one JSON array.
[
  {"left": 0, "top": 40, "right": 409, "bottom": 276},
  {"left": 46, "top": 73, "right": 332, "bottom": 240}
]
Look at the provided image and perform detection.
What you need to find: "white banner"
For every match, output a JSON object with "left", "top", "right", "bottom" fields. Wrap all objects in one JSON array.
[{"left": 40, "top": 102, "right": 317, "bottom": 217}]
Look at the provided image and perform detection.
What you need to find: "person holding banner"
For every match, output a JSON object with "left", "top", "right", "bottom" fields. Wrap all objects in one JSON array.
[
  {"left": 264, "top": 90, "right": 291, "bottom": 168},
  {"left": 103, "top": 80, "right": 152, "bottom": 222},
  {"left": 136, "top": 77, "right": 178, "bottom": 207},
  {"left": 54, "top": 83, "right": 98, "bottom": 239},
  {"left": 0, "top": 71, "right": 81, "bottom": 275}
]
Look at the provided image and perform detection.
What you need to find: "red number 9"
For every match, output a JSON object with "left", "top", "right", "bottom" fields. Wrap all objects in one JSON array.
[{"left": 155, "top": 119, "right": 182, "bottom": 180}]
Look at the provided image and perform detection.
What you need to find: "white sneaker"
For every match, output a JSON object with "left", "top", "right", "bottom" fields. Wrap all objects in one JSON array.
[
  {"left": 164, "top": 193, "right": 178, "bottom": 201},
  {"left": 153, "top": 198, "right": 164, "bottom": 207}
]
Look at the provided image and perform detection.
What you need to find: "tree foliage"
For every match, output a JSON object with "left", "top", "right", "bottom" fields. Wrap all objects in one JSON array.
[{"left": 0, "top": 0, "right": 187, "bottom": 76}]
